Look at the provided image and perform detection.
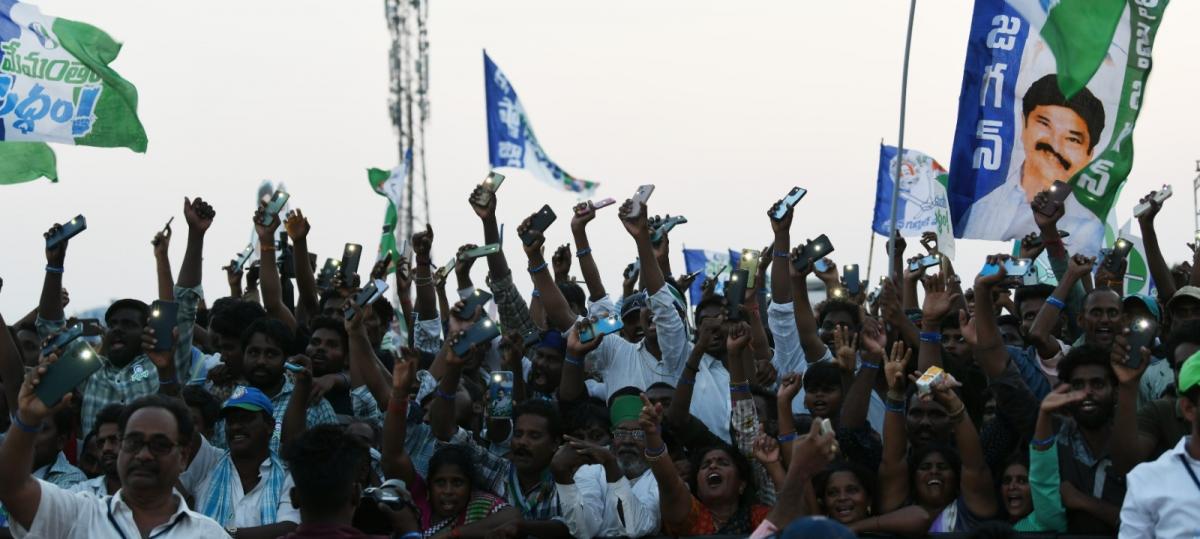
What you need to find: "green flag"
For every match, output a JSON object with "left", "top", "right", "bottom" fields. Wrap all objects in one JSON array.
[
  {"left": 0, "top": 141, "right": 56, "bottom": 184},
  {"left": 1038, "top": 0, "right": 1127, "bottom": 99}
]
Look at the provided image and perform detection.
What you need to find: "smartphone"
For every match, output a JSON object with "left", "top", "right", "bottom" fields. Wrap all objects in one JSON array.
[
  {"left": 35, "top": 339, "right": 102, "bottom": 406},
  {"left": 317, "top": 258, "right": 340, "bottom": 290},
  {"left": 792, "top": 235, "right": 835, "bottom": 273},
  {"left": 1023, "top": 230, "right": 1071, "bottom": 248},
  {"left": 462, "top": 243, "right": 501, "bottom": 260},
  {"left": 435, "top": 257, "right": 457, "bottom": 282},
  {"left": 683, "top": 269, "right": 703, "bottom": 283},
  {"left": 456, "top": 289, "right": 494, "bottom": 320},
  {"left": 1021, "top": 265, "right": 1041, "bottom": 286},
  {"left": 488, "top": 371, "right": 515, "bottom": 419},
  {"left": 152, "top": 217, "right": 173, "bottom": 247},
  {"left": 650, "top": 215, "right": 688, "bottom": 244},
  {"left": 842, "top": 264, "right": 861, "bottom": 295},
  {"left": 520, "top": 205, "right": 557, "bottom": 246},
  {"left": 818, "top": 417, "right": 833, "bottom": 437},
  {"left": 1038, "top": 181, "right": 1071, "bottom": 217},
  {"left": 231, "top": 244, "right": 255, "bottom": 273},
  {"left": 725, "top": 269, "right": 750, "bottom": 320},
  {"left": 771, "top": 187, "right": 808, "bottom": 221},
  {"left": 284, "top": 362, "right": 304, "bottom": 373},
  {"left": 575, "top": 197, "right": 616, "bottom": 216},
  {"left": 341, "top": 243, "right": 363, "bottom": 284},
  {"left": 907, "top": 254, "right": 941, "bottom": 272},
  {"left": 813, "top": 258, "right": 831, "bottom": 274},
  {"left": 521, "top": 327, "right": 541, "bottom": 347},
  {"left": 592, "top": 198, "right": 616, "bottom": 211},
  {"left": 452, "top": 317, "right": 501, "bottom": 356},
  {"left": 624, "top": 260, "right": 641, "bottom": 281},
  {"left": 1133, "top": 185, "right": 1172, "bottom": 218},
  {"left": 473, "top": 172, "right": 506, "bottom": 207},
  {"left": 1103, "top": 238, "right": 1133, "bottom": 273},
  {"left": 739, "top": 249, "right": 762, "bottom": 289},
  {"left": 627, "top": 184, "right": 656, "bottom": 219},
  {"left": 579, "top": 316, "right": 624, "bottom": 343},
  {"left": 1000, "top": 259, "right": 1033, "bottom": 287},
  {"left": 42, "top": 324, "right": 83, "bottom": 357},
  {"left": 46, "top": 215, "right": 87, "bottom": 250},
  {"left": 259, "top": 190, "right": 290, "bottom": 226},
  {"left": 979, "top": 262, "right": 1002, "bottom": 277},
  {"left": 1126, "top": 317, "right": 1158, "bottom": 370},
  {"left": 148, "top": 300, "right": 179, "bottom": 352},
  {"left": 344, "top": 279, "right": 389, "bottom": 320},
  {"left": 79, "top": 318, "right": 104, "bottom": 338}
]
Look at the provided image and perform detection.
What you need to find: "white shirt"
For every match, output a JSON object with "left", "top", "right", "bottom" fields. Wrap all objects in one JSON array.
[
  {"left": 610, "top": 468, "right": 660, "bottom": 537},
  {"left": 10, "top": 479, "right": 229, "bottom": 539},
  {"left": 959, "top": 165, "right": 1104, "bottom": 254},
  {"left": 1119, "top": 436, "right": 1200, "bottom": 539},
  {"left": 180, "top": 436, "right": 301, "bottom": 527},
  {"left": 587, "top": 288, "right": 689, "bottom": 402},
  {"left": 557, "top": 464, "right": 660, "bottom": 538},
  {"left": 67, "top": 475, "right": 112, "bottom": 497}
]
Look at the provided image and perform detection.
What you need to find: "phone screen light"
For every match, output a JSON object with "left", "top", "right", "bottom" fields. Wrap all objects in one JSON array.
[
  {"left": 81, "top": 349, "right": 93, "bottom": 360},
  {"left": 493, "top": 373, "right": 503, "bottom": 383},
  {"left": 1134, "top": 318, "right": 1151, "bottom": 331},
  {"left": 151, "top": 309, "right": 160, "bottom": 317}
]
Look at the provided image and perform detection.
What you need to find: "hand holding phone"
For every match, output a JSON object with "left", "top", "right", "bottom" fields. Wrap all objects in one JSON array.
[
  {"left": 626, "top": 185, "right": 655, "bottom": 219},
  {"left": 341, "top": 243, "right": 363, "bottom": 284},
  {"left": 452, "top": 317, "right": 501, "bottom": 356},
  {"left": 471, "top": 172, "right": 506, "bottom": 207},
  {"left": 770, "top": 187, "right": 807, "bottom": 221},
  {"left": 488, "top": 371, "right": 515, "bottom": 418},
  {"left": 35, "top": 339, "right": 102, "bottom": 406},
  {"left": 1133, "top": 185, "right": 1172, "bottom": 219},
  {"left": 344, "top": 279, "right": 389, "bottom": 320},
  {"left": 148, "top": 300, "right": 179, "bottom": 352},
  {"left": 725, "top": 269, "right": 750, "bottom": 320},
  {"left": 1036, "top": 181, "right": 1071, "bottom": 218},
  {"left": 46, "top": 215, "right": 87, "bottom": 250},
  {"left": 1102, "top": 238, "right": 1133, "bottom": 274},
  {"left": 1125, "top": 318, "right": 1157, "bottom": 370},
  {"left": 841, "top": 264, "right": 861, "bottom": 295},
  {"left": 259, "top": 191, "right": 291, "bottom": 226},
  {"left": 579, "top": 316, "right": 624, "bottom": 343},
  {"left": 519, "top": 205, "right": 557, "bottom": 246}
]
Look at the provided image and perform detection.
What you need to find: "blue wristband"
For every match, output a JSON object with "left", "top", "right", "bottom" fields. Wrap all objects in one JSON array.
[
  {"left": 729, "top": 382, "right": 751, "bottom": 394},
  {"left": 919, "top": 331, "right": 942, "bottom": 344},
  {"left": 575, "top": 248, "right": 592, "bottom": 257},
  {"left": 531, "top": 290, "right": 542, "bottom": 298},
  {"left": 777, "top": 432, "right": 798, "bottom": 443},
  {"left": 773, "top": 250, "right": 790, "bottom": 259},
  {"left": 860, "top": 360, "right": 880, "bottom": 370},
  {"left": 1045, "top": 296, "right": 1066, "bottom": 310},
  {"left": 1030, "top": 434, "right": 1056, "bottom": 449},
  {"left": 644, "top": 444, "right": 667, "bottom": 457},
  {"left": 885, "top": 400, "right": 906, "bottom": 414},
  {"left": 398, "top": 533, "right": 422, "bottom": 539},
  {"left": 45, "top": 265, "right": 64, "bottom": 274},
  {"left": 434, "top": 389, "right": 457, "bottom": 402},
  {"left": 565, "top": 356, "right": 584, "bottom": 367},
  {"left": 11, "top": 413, "right": 42, "bottom": 433},
  {"left": 528, "top": 262, "right": 548, "bottom": 274}
]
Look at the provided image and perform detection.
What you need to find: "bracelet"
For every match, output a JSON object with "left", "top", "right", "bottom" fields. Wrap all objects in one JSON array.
[
  {"left": 531, "top": 290, "right": 542, "bottom": 298},
  {"left": 1030, "top": 434, "right": 1056, "bottom": 448},
  {"left": 729, "top": 382, "right": 751, "bottom": 394},
  {"left": 11, "top": 413, "right": 42, "bottom": 433},
  {"left": 1045, "top": 296, "right": 1066, "bottom": 310},
  {"left": 776, "top": 431, "right": 797, "bottom": 443},
  {"left": 44, "top": 265, "right": 64, "bottom": 274},
  {"left": 397, "top": 532, "right": 422, "bottom": 539},
  {"left": 919, "top": 331, "right": 942, "bottom": 344},
  {"left": 413, "top": 276, "right": 434, "bottom": 287},
  {"left": 565, "top": 355, "right": 584, "bottom": 367},
  {"left": 575, "top": 248, "right": 592, "bottom": 257},
  {"left": 415, "top": 258, "right": 433, "bottom": 267},
  {"left": 260, "top": 246, "right": 275, "bottom": 253},
  {"left": 885, "top": 399, "right": 906, "bottom": 414},
  {"left": 860, "top": 360, "right": 880, "bottom": 370},
  {"left": 528, "top": 262, "right": 548, "bottom": 274},
  {"left": 773, "top": 250, "right": 790, "bottom": 258},
  {"left": 644, "top": 445, "right": 667, "bottom": 461},
  {"left": 434, "top": 389, "right": 457, "bottom": 402},
  {"left": 947, "top": 403, "right": 966, "bottom": 423}
]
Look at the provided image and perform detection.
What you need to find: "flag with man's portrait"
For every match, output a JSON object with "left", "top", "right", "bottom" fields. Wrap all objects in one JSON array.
[
  {"left": 871, "top": 144, "right": 956, "bottom": 259},
  {"left": 946, "top": 0, "right": 1169, "bottom": 256},
  {"left": 483, "top": 51, "right": 597, "bottom": 195}
]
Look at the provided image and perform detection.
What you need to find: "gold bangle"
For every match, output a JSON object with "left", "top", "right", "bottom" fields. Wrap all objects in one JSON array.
[{"left": 947, "top": 402, "right": 966, "bottom": 423}]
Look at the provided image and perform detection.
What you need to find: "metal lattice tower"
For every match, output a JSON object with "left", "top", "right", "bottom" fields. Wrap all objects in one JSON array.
[{"left": 384, "top": 0, "right": 431, "bottom": 244}]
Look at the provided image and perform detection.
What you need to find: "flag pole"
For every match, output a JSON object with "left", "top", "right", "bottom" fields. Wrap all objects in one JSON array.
[
  {"left": 886, "top": 0, "right": 918, "bottom": 282},
  {"left": 866, "top": 229, "right": 877, "bottom": 285}
]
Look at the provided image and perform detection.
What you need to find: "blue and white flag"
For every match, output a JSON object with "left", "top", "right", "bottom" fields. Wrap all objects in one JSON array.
[
  {"left": 682, "top": 248, "right": 740, "bottom": 305},
  {"left": 871, "top": 144, "right": 956, "bottom": 259},
  {"left": 484, "top": 51, "right": 597, "bottom": 195}
]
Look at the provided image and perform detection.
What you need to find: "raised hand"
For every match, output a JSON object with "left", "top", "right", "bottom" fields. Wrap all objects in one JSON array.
[
  {"left": 885, "top": 229, "right": 907, "bottom": 257},
  {"left": 791, "top": 417, "right": 839, "bottom": 477},
  {"left": 392, "top": 347, "right": 419, "bottom": 395},
  {"left": 922, "top": 272, "right": 961, "bottom": 323},
  {"left": 1109, "top": 329, "right": 1149, "bottom": 388},
  {"left": 43, "top": 223, "right": 68, "bottom": 266},
  {"left": 284, "top": 209, "right": 310, "bottom": 241},
  {"left": 17, "top": 351, "right": 67, "bottom": 426},
  {"left": 1040, "top": 383, "right": 1086, "bottom": 414},
  {"left": 695, "top": 314, "right": 723, "bottom": 352},
  {"left": 1134, "top": 188, "right": 1166, "bottom": 226},
  {"left": 813, "top": 257, "right": 838, "bottom": 285},
  {"left": 468, "top": 184, "right": 497, "bottom": 221},
  {"left": 638, "top": 394, "right": 665, "bottom": 442},
  {"left": 516, "top": 215, "right": 547, "bottom": 259},
  {"left": 1031, "top": 189, "right": 1064, "bottom": 230},
  {"left": 152, "top": 224, "right": 172, "bottom": 259},
  {"left": 498, "top": 331, "right": 527, "bottom": 372},
  {"left": 253, "top": 203, "right": 281, "bottom": 241},
  {"left": 552, "top": 244, "right": 572, "bottom": 281},
  {"left": 958, "top": 309, "right": 978, "bottom": 347},
  {"left": 768, "top": 198, "right": 794, "bottom": 233},
  {"left": 455, "top": 244, "right": 479, "bottom": 276},
  {"left": 370, "top": 252, "right": 394, "bottom": 281},
  {"left": 778, "top": 372, "right": 802, "bottom": 408},
  {"left": 832, "top": 325, "right": 858, "bottom": 373},
  {"left": 618, "top": 199, "right": 650, "bottom": 239},
  {"left": 566, "top": 318, "right": 604, "bottom": 358},
  {"left": 884, "top": 340, "right": 910, "bottom": 392},
  {"left": 1018, "top": 232, "right": 1045, "bottom": 261},
  {"left": 571, "top": 201, "right": 597, "bottom": 231},
  {"left": 860, "top": 316, "right": 887, "bottom": 361},
  {"left": 1066, "top": 253, "right": 1096, "bottom": 283},
  {"left": 183, "top": 197, "right": 215, "bottom": 234},
  {"left": 412, "top": 223, "right": 434, "bottom": 259},
  {"left": 752, "top": 425, "right": 781, "bottom": 464},
  {"left": 973, "top": 254, "right": 1009, "bottom": 290},
  {"left": 903, "top": 255, "right": 927, "bottom": 284},
  {"left": 726, "top": 321, "right": 751, "bottom": 354},
  {"left": 919, "top": 232, "right": 938, "bottom": 255},
  {"left": 139, "top": 325, "right": 176, "bottom": 371}
]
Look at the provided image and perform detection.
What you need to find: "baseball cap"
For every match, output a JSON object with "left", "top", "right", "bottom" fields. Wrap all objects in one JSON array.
[
  {"left": 1167, "top": 286, "right": 1200, "bottom": 313},
  {"left": 105, "top": 298, "right": 150, "bottom": 325},
  {"left": 221, "top": 386, "right": 274, "bottom": 417},
  {"left": 777, "top": 516, "right": 857, "bottom": 539},
  {"left": 619, "top": 292, "right": 649, "bottom": 319},
  {"left": 1123, "top": 294, "right": 1161, "bottom": 322},
  {"left": 1179, "top": 350, "right": 1200, "bottom": 395}
]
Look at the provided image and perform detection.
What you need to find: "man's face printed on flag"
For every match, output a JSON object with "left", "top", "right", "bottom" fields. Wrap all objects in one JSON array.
[{"left": 1021, "top": 103, "right": 1093, "bottom": 191}]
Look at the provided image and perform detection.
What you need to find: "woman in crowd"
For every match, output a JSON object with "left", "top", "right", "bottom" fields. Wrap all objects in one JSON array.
[
  {"left": 814, "top": 455, "right": 933, "bottom": 536},
  {"left": 411, "top": 445, "right": 519, "bottom": 538}
]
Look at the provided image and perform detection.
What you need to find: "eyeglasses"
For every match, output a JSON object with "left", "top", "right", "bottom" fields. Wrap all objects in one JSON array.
[
  {"left": 612, "top": 428, "right": 646, "bottom": 441},
  {"left": 120, "top": 435, "right": 178, "bottom": 457}
]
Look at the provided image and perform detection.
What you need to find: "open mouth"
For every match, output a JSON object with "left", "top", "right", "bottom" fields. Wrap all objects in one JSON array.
[
  {"left": 1080, "top": 400, "right": 1099, "bottom": 413},
  {"left": 705, "top": 472, "right": 723, "bottom": 488},
  {"left": 833, "top": 503, "right": 855, "bottom": 519},
  {"left": 926, "top": 479, "right": 943, "bottom": 487},
  {"left": 1006, "top": 494, "right": 1024, "bottom": 509},
  {"left": 229, "top": 433, "right": 249, "bottom": 444}
]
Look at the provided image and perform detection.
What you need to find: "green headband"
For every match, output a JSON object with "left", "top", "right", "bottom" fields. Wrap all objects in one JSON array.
[{"left": 610, "top": 395, "right": 643, "bottom": 426}]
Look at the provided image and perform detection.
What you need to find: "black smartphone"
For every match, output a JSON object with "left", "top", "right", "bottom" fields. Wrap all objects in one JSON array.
[
  {"left": 317, "top": 258, "right": 339, "bottom": 290},
  {"left": 79, "top": 318, "right": 104, "bottom": 337},
  {"left": 651, "top": 215, "right": 687, "bottom": 244},
  {"left": 842, "top": 264, "right": 861, "bottom": 295},
  {"left": 907, "top": 254, "right": 941, "bottom": 272},
  {"left": 344, "top": 279, "right": 389, "bottom": 320},
  {"left": 1037, "top": 181, "right": 1071, "bottom": 217},
  {"left": 35, "top": 339, "right": 102, "bottom": 406},
  {"left": 148, "top": 301, "right": 179, "bottom": 352},
  {"left": 1126, "top": 317, "right": 1157, "bottom": 370},
  {"left": 792, "top": 234, "right": 835, "bottom": 273},
  {"left": 520, "top": 205, "right": 557, "bottom": 246},
  {"left": 259, "top": 190, "right": 290, "bottom": 226},
  {"left": 1103, "top": 238, "right": 1133, "bottom": 274},
  {"left": 42, "top": 324, "right": 83, "bottom": 357},
  {"left": 456, "top": 289, "right": 494, "bottom": 320},
  {"left": 231, "top": 244, "right": 255, "bottom": 273},
  {"left": 46, "top": 215, "right": 87, "bottom": 250},
  {"left": 341, "top": 243, "right": 363, "bottom": 284},
  {"left": 770, "top": 187, "right": 807, "bottom": 221},
  {"left": 278, "top": 232, "right": 295, "bottom": 279},
  {"left": 452, "top": 317, "right": 501, "bottom": 356},
  {"left": 725, "top": 269, "right": 750, "bottom": 320},
  {"left": 1022, "top": 230, "right": 1070, "bottom": 248}
]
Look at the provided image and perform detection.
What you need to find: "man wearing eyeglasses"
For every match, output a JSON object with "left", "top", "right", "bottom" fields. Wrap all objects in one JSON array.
[{"left": 0, "top": 376, "right": 227, "bottom": 538}]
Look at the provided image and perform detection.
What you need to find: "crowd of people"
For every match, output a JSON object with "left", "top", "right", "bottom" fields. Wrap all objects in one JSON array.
[{"left": 0, "top": 178, "right": 1198, "bottom": 539}]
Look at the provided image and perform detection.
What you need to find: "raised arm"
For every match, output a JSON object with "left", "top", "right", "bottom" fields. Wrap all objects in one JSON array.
[
  {"left": 430, "top": 335, "right": 466, "bottom": 442},
  {"left": 559, "top": 321, "right": 602, "bottom": 403},
  {"left": 839, "top": 320, "right": 887, "bottom": 430},
  {"left": 38, "top": 223, "right": 69, "bottom": 323},
  {"left": 917, "top": 272, "right": 960, "bottom": 372},
  {"left": 570, "top": 201, "right": 608, "bottom": 302},
  {"left": 380, "top": 351, "right": 418, "bottom": 483},
  {"left": 0, "top": 351, "right": 58, "bottom": 530},
  {"left": 152, "top": 223, "right": 174, "bottom": 301},
  {"left": 468, "top": 185, "right": 510, "bottom": 280},
  {"left": 411, "top": 225, "right": 439, "bottom": 323},
  {"left": 666, "top": 318, "right": 716, "bottom": 430},
  {"left": 761, "top": 420, "right": 837, "bottom": 530},
  {"left": 878, "top": 344, "right": 911, "bottom": 513},
  {"left": 253, "top": 205, "right": 298, "bottom": 332},
  {"left": 963, "top": 259, "right": 1010, "bottom": 378},
  {"left": 775, "top": 372, "right": 801, "bottom": 467},
  {"left": 280, "top": 354, "right": 313, "bottom": 450},
  {"left": 1109, "top": 331, "right": 1153, "bottom": 474},
  {"left": 768, "top": 200, "right": 794, "bottom": 304},
  {"left": 284, "top": 210, "right": 320, "bottom": 325},
  {"left": 639, "top": 395, "right": 693, "bottom": 532},
  {"left": 931, "top": 374, "right": 997, "bottom": 518},
  {"left": 620, "top": 200, "right": 666, "bottom": 295},
  {"left": 518, "top": 215, "right": 575, "bottom": 332},
  {"left": 789, "top": 245, "right": 831, "bottom": 362},
  {"left": 345, "top": 303, "right": 391, "bottom": 409},
  {"left": 1029, "top": 254, "right": 1092, "bottom": 359}
]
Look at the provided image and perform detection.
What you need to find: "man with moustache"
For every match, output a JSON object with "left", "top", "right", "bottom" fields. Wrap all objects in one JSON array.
[
  {"left": 1028, "top": 255, "right": 1124, "bottom": 382},
  {"left": 962, "top": 74, "right": 1107, "bottom": 251},
  {"left": 69, "top": 404, "right": 126, "bottom": 497}
]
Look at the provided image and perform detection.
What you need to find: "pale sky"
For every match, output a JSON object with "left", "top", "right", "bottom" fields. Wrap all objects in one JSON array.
[{"left": 2, "top": 0, "right": 1199, "bottom": 317}]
